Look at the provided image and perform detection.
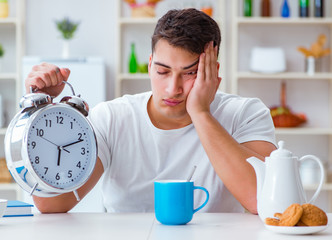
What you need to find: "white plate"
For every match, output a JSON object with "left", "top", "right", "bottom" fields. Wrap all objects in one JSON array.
[{"left": 265, "top": 224, "right": 328, "bottom": 235}]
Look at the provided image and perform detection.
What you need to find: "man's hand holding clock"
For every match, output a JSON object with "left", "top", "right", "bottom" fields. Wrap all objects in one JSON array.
[{"left": 5, "top": 62, "right": 102, "bottom": 212}]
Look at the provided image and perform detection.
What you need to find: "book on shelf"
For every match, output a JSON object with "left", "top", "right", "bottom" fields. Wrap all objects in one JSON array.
[{"left": 3, "top": 200, "right": 34, "bottom": 217}]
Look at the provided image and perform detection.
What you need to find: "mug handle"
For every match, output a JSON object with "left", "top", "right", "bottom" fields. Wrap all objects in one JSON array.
[
  {"left": 299, "top": 155, "right": 325, "bottom": 203},
  {"left": 193, "top": 186, "right": 209, "bottom": 213}
]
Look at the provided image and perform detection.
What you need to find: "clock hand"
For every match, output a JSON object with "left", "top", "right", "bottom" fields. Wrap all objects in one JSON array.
[
  {"left": 63, "top": 139, "right": 84, "bottom": 148},
  {"left": 40, "top": 136, "right": 59, "bottom": 147},
  {"left": 57, "top": 146, "right": 61, "bottom": 166},
  {"left": 40, "top": 136, "right": 70, "bottom": 153}
]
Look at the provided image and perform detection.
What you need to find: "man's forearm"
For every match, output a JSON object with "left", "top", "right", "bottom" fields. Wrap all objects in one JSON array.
[{"left": 191, "top": 111, "right": 275, "bottom": 213}]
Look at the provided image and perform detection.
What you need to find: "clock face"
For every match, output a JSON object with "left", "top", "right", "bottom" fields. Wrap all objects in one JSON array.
[{"left": 25, "top": 104, "right": 97, "bottom": 190}]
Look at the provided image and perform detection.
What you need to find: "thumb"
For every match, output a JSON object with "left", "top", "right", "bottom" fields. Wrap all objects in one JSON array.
[{"left": 60, "top": 68, "right": 71, "bottom": 81}]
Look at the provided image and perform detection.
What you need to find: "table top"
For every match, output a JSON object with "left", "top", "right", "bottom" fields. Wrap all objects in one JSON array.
[{"left": 0, "top": 213, "right": 331, "bottom": 240}]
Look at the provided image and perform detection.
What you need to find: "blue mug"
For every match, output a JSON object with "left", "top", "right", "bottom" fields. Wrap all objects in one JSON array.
[{"left": 154, "top": 180, "right": 209, "bottom": 225}]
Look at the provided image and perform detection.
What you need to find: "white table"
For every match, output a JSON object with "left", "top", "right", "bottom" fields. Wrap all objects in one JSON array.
[{"left": 0, "top": 213, "right": 331, "bottom": 240}]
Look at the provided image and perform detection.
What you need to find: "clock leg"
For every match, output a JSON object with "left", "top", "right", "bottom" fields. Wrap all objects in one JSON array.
[
  {"left": 73, "top": 190, "right": 80, "bottom": 202},
  {"left": 30, "top": 183, "right": 38, "bottom": 196}
]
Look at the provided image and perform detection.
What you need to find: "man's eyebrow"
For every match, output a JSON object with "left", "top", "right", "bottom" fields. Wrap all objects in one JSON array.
[
  {"left": 154, "top": 61, "right": 171, "bottom": 69},
  {"left": 182, "top": 59, "right": 199, "bottom": 70},
  {"left": 153, "top": 59, "right": 199, "bottom": 70}
]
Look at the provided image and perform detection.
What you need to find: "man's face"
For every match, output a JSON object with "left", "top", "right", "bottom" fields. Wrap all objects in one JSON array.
[{"left": 148, "top": 39, "right": 199, "bottom": 129}]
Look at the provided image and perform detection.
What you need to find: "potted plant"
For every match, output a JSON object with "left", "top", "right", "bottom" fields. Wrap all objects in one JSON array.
[{"left": 55, "top": 17, "right": 80, "bottom": 58}]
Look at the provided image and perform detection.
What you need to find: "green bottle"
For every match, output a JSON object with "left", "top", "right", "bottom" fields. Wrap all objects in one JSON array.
[
  {"left": 299, "top": 0, "right": 309, "bottom": 17},
  {"left": 244, "top": 0, "right": 252, "bottom": 17},
  {"left": 129, "top": 43, "right": 137, "bottom": 73}
]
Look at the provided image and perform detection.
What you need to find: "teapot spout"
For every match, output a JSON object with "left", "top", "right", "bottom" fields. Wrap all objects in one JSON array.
[{"left": 247, "top": 157, "right": 266, "bottom": 200}]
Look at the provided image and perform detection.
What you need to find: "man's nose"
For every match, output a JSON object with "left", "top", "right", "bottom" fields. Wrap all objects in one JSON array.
[{"left": 166, "top": 74, "right": 183, "bottom": 95}]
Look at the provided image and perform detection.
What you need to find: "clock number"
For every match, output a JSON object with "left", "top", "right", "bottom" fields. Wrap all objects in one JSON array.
[
  {"left": 31, "top": 141, "right": 36, "bottom": 149},
  {"left": 70, "top": 122, "right": 74, "bottom": 129},
  {"left": 44, "top": 167, "right": 48, "bottom": 174},
  {"left": 78, "top": 133, "right": 83, "bottom": 141},
  {"left": 56, "top": 173, "right": 60, "bottom": 180},
  {"left": 56, "top": 116, "right": 64, "bottom": 124},
  {"left": 45, "top": 119, "right": 52, "bottom": 127},
  {"left": 81, "top": 147, "right": 86, "bottom": 155},
  {"left": 36, "top": 128, "right": 44, "bottom": 137},
  {"left": 68, "top": 170, "right": 73, "bottom": 178},
  {"left": 76, "top": 161, "right": 81, "bottom": 168},
  {"left": 35, "top": 156, "right": 40, "bottom": 164}
]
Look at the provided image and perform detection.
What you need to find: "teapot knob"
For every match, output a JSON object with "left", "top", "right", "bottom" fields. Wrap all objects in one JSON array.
[
  {"left": 270, "top": 140, "right": 292, "bottom": 159},
  {"left": 278, "top": 141, "right": 285, "bottom": 149}
]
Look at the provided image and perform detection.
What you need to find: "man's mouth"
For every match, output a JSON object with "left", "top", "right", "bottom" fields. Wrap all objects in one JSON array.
[{"left": 163, "top": 98, "right": 183, "bottom": 107}]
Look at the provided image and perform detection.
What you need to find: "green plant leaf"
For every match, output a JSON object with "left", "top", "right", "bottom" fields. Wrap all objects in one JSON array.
[{"left": 55, "top": 17, "right": 80, "bottom": 40}]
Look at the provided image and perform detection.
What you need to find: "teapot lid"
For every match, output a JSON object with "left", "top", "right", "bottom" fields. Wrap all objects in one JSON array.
[{"left": 270, "top": 141, "right": 292, "bottom": 159}]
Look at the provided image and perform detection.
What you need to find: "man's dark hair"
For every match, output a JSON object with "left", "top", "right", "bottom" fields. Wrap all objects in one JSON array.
[{"left": 151, "top": 8, "right": 221, "bottom": 56}]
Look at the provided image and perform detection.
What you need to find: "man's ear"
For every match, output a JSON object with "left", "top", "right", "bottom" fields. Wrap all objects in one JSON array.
[
  {"left": 217, "top": 62, "right": 222, "bottom": 88},
  {"left": 148, "top": 54, "right": 153, "bottom": 76}
]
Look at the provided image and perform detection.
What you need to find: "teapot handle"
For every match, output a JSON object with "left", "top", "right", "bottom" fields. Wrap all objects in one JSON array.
[{"left": 299, "top": 155, "right": 325, "bottom": 203}]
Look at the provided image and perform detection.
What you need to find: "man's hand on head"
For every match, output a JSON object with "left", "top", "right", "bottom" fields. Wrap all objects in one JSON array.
[{"left": 186, "top": 41, "right": 221, "bottom": 118}]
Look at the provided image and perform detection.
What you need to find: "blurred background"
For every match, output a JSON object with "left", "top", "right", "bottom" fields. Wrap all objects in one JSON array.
[{"left": 1, "top": 0, "right": 332, "bottom": 213}]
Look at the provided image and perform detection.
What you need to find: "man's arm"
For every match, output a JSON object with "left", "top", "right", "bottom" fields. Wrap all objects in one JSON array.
[
  {"left": 190, "top": 112, "right": 275, "bottom": 213},
  {"left": 187, "top": 42, "right": 276, "bottom": 213},
  {"left": 25, "top": 63, "right": 104, "bottom": 213},
  {"left": 33, "top": 157, "right": 104, "bottom": 213}
]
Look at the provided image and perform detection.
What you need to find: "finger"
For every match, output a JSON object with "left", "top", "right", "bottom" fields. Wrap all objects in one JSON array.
[
  {"left": 60, "top": 68, "right": 71, "bottom": 81},
  {"left": 47, "top": 68, "right": 60, "bottom": 87},
  {"left": 28, "top": 63, "right": 58, "bottom": 87},
  {"left": 197, "top": 52, "right": 206, "bottom": 84},
  {"left": 26, "top": 75, "right": 47, "bottom": 92},
  {"left": 54, "top": 67, "right": 64, "bottom": 86},
  {"left": 204, "top": 42, "right": 212, "bottom": 82},
  {"left": 212, "top": 45, "right": 219, "bottom": 81}
]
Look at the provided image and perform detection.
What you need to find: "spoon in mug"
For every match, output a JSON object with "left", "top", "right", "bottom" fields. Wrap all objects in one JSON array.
[{"left": 187, "top": 165, "right": 197, "bottom": 182}]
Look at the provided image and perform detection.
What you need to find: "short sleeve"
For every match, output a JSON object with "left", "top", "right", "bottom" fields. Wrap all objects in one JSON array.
[
  {"left": 232, "top": 98, "right": 276, "bottom": 145},
  {"left": 88, "top": 102, "right": 113, "bottom": 171}
]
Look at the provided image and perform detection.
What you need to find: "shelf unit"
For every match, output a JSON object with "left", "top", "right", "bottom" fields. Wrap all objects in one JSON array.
[
  {"left": 0, "top": 0, "right": 25, "bottom": 200},
  {"left": 115, "top": 0, "right": 226, "bottom": 98},
  {"left": 230, "top": 1, "right": 332, "bottom": 211}
]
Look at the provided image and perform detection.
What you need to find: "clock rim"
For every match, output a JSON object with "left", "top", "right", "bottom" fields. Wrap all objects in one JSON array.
[{"left": 21, "top": 104, "right": 98, "bottom": 194}]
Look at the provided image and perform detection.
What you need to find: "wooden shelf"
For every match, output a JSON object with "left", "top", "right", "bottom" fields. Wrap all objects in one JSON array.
[
  {"left": 0, "top": 183, "right": 18, "bottom": 190},
  {"left": 0, "top": 18, "right": 18, "bottom": 25},
  {"left": 237, "top": 17, "right": 332, "bottom": 25},
  {"left": 0, "top": 73, "right": 18, "bottom": 80},
  {"left": 275, "top": 128, "right": 332, "bottom": 135},
  {"left": 237, "top": 72, "right": 332, "bottom": 80},
  {"left": 119, "top": 73, "right": 149, "bottom": 81},
  {"left": 119, "top": 17, "right": 158, "bottom": 25},
  {"left": 119, "top": 17, "right": 222, "bottom": 26}
]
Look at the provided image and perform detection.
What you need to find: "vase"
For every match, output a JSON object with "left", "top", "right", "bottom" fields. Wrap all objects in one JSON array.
[
  {"left": 62, "top": 40, "right": 70, "bottom": 59},
  {"left": 305, "top": 56, "right": 322, "bottom": 75}
]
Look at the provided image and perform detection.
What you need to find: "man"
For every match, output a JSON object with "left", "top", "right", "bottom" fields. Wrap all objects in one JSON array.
[{"left": 26, "top": 8, "right": 276, "bottom": 214}]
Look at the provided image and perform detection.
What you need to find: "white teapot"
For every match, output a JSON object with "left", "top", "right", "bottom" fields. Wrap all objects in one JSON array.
[{"left": 247, "top": 141, "right": 325, "bottom": 221}]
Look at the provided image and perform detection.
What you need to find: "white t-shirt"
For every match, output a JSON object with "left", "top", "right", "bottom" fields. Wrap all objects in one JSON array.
[{"left": 89, "top": 91, "right": 276, "bottom": 213}]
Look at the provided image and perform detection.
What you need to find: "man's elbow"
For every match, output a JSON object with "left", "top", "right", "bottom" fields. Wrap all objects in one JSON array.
[{"left": 33, "top": 196, "right": 72, "bottom": 213}]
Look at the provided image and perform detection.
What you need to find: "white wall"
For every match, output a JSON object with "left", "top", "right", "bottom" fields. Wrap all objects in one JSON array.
[{"left": 25, "top": 0, "right": 117, "bottom": 100}]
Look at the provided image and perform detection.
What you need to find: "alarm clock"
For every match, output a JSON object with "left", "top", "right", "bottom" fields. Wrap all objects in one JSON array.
[{"left": 4, "top": 81, "right": 97, "bottom": 201}]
